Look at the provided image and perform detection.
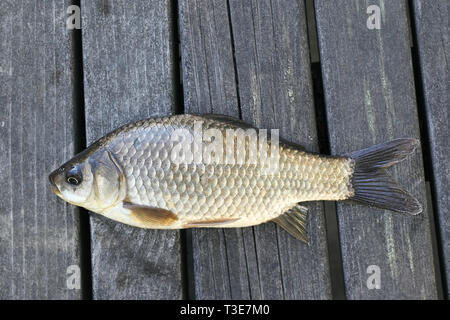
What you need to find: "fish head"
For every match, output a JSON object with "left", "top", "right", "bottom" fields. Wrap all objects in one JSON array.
[{"left": 49, "top": 148, "right": 125, "bottom": 212}]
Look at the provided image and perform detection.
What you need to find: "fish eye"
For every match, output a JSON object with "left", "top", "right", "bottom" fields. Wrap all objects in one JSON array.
[{"left": 66, "top": 167, "right": 82, "bottom": 186}]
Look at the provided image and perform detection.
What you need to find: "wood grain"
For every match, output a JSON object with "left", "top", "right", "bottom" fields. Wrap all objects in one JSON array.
[
  {"left": 315, "top": 0, "right": 438, "bottom": 299},
  {"left": 0, "top": 0, "right": 81, "bottom": 299},
  {"left": 412, "top": 0, "right": 449, "bottom": 295},
  {"left": 179, "top": 0, "right": 331, "bottom": 299},
  {"left": 81, "top": 0, "right": 183, "bottom": 299}
]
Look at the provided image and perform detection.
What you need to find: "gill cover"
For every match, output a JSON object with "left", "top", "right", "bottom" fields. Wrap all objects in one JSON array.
[{"left": 89, "top": 150, "right": 125, "bottom": 210}]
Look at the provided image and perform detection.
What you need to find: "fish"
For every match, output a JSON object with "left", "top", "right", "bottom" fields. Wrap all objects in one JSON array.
[{"left": 49, "top": 114, "right": 422, "bottom": 243}]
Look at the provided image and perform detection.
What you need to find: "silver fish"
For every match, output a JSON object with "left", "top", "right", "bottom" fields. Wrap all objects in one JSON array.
[{"left": 49, "top": 114, "right": 421, "bottom": 242}]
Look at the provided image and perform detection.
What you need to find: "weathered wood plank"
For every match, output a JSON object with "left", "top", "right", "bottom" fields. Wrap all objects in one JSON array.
[
  {"left": 179, "top": 0, "right": 331, "bottom": 299},
  {"left": 412, "top": 0, "right": 449, "bottom": 295},
  {"left": 0, "top": 0, "right": 82, "bottom": 299},
  {"left": 81, "top": 0, "right": 182, "bottom": 299},
  {"left": 315, "top": 0, "right": 437, "bottom": 299}
]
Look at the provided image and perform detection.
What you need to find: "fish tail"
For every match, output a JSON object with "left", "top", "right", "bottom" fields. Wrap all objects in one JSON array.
[{"left": 347, "top": 138, "right": 422, "bottom": 215}]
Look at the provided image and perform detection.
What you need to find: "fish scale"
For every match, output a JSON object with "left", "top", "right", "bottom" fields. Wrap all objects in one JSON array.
[
  {"left": 50, "top": 114, "right": 421, "bottom": 242},
  {"left": 106, "top": 115, "right": 353, "bottom": 227}
]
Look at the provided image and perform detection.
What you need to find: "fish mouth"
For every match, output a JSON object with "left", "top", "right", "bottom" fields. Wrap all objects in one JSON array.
[{"left": 48, "top": 170, "right": 62, "bottom": 197}]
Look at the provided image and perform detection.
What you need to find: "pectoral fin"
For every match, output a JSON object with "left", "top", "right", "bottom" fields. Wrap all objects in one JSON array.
[
  {"left": 272, "top": 204, "right": 309, "bottom": 244},
  {"left": 123, "top": 202, "right": 178, "bottom": 227}
]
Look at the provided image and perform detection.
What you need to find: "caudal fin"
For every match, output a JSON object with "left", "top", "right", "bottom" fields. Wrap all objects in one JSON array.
[{"left": 348, "top": 139, "right": 422, "bottom": 215}]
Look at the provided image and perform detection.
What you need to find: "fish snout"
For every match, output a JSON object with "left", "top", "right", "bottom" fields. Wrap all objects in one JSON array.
[{"left": 48, "top": 168, "right": 64, "bottom": 196}]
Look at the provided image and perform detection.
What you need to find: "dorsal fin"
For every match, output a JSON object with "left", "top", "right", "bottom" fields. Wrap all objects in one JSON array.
[
  {"left": 200, "top": 114, "right": 255, "bottom": 129},
  {"left": 272, "top": 204, "right": 309, "bottom": 243},
  {"left": 201, "top": 114, "right": 305, "bottom": 151}
]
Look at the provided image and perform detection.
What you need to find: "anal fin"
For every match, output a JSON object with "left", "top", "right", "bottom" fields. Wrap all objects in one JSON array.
[{"left": 272, "top": 204, "right": 309, "bottom": 243}]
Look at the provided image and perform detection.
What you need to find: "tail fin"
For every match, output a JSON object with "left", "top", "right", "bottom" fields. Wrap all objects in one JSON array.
[{"left": 348, "top": 139, "right": 422, "bottom": 215}]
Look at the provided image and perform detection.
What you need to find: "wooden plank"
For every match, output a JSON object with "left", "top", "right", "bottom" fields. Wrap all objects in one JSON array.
[
  {"left": 315, "top": 0, "right": 438, "bottom": 299},
  {"left": 412, "top": 0, "right": 449, "bottom": 295},
  {"left": 81, "top": 0, "right": 183, "bottom": 299},
  {"left": 0, "top": 0, "right": 82, "bottom": 299},
  {"left": 179, "top": 0, "right": 331, "bottom": 299}
]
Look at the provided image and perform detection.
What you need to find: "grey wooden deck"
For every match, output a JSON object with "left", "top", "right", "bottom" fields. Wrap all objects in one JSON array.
[{"left": 0, "top": 0, "right": 447, "bottom": 299}]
